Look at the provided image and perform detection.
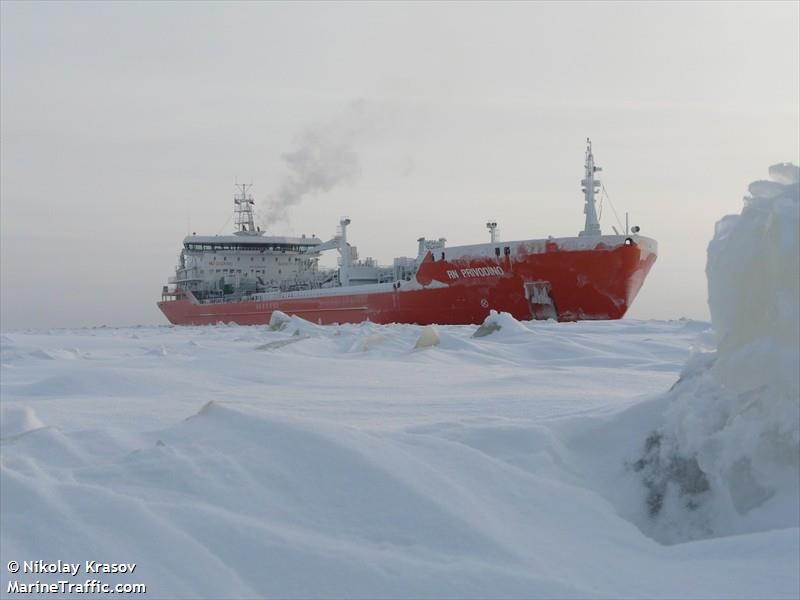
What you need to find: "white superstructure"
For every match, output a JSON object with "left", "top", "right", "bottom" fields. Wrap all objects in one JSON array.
[
  {"left": 168, "top": 186, "right": 424, "bottom": 302},
  {"left": 170, "top": 233, "right": 326, "bottom": 296}
]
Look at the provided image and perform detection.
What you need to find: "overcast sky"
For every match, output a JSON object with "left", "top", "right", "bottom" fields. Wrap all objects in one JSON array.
[{"left": 2, "top": 1, "right": 798, "bottom": 328}]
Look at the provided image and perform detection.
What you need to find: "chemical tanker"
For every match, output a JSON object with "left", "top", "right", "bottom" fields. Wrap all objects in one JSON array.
[{"left": 158, "top": 140, "right": 657, "bottom": 325}]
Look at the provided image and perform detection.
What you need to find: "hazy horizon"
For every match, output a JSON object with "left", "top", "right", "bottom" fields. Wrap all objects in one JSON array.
[{"left": 2, "top": 1, "right": 798, "bottom": 329}]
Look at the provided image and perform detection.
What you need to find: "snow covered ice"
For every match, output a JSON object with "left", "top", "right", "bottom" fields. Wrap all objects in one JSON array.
[
  {"left": 627, "top": 163, "right": 800, "bottom": 544},
  {"left": 2, "top": 319, "right": 797, "bottom": 598},
  {"left": 1, "top": 168, "right": 798, "bottom": 598}
]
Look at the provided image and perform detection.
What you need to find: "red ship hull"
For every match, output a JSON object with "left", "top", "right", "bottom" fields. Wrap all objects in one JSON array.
[{"left": 158, "top": 236, "right": 656, "bottom": 326}]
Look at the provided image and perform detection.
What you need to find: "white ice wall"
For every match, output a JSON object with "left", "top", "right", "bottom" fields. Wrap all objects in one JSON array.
[{"left": 646, "top": 163, "right": 799, "bottom": 542}]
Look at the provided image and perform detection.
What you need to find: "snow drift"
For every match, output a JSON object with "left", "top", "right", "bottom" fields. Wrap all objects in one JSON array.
[
  {"left": 633, "top": 163, "right": 799, "bottom": 543},
  {"left": 473, "top": 310, "right": 531, "bottom": 338},
  {"left": 1, "top": 316, "right": 796, "bottom": 597}
]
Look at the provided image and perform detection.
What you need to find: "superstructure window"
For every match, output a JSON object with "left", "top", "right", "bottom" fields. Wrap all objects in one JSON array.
[{"left": 183, "top": 241, "right": 319, "bottom": 261}]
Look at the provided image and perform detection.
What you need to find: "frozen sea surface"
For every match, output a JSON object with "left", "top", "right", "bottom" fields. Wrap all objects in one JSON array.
[{"left": 1, "top": 318, "right": 797, "bottom": 598}]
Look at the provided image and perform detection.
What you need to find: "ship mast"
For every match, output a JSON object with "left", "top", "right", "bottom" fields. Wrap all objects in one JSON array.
[
  {"left": 486, "top": 221, "right": 498, "bottom": 243},
  {"left": 580, "top": 138, "right": 602, "bottom": 237},
  {"left": 338, "top": 217, "right": 352, "bottom": 286},
  {"left": 234, "top": 183, "right": 258, "bottom": 235}
]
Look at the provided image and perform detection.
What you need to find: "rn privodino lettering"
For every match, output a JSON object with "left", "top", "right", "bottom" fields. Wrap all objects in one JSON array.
[
  {"left": 446, "top": 266, "right": 505, "bottom": 280},
  {"left": 21, "top": 560, "right": 136, "bottom": 576}
]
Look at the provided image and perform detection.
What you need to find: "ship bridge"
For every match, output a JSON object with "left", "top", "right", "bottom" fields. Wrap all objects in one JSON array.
[{"left": 183, "top": 235, "right": 323, "bottom": 253}]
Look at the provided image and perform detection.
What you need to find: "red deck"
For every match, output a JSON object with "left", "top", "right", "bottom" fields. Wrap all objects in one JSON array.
[{"left": 158, "top": 237, "right": 657, "bottom": 326}]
